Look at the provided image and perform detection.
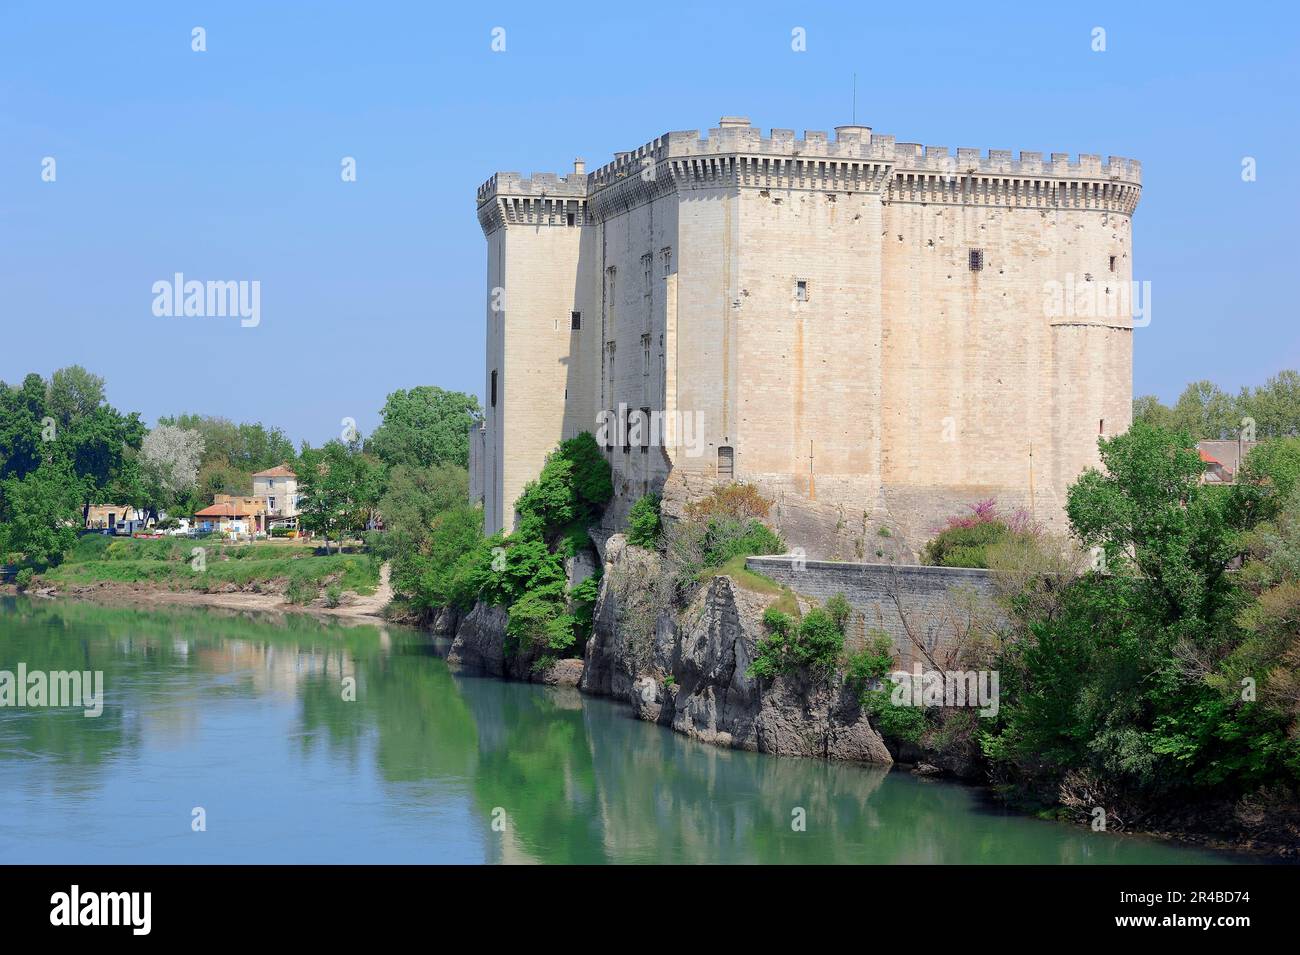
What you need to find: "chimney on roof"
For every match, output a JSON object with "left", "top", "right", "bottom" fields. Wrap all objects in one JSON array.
[{"left": 573, "top": 158, "right": 585, "bottom": 175}]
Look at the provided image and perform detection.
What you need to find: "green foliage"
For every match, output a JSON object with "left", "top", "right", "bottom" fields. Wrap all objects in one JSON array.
[
  {"left": 844, "top": 631, "right": 895, "bottom": 689},
  {"left": 986, "top": 422, "right": 1300, "bottom": 808},
  {"left": 368, "top": 386, "right": 481, "bottom": 470},
  {"left": 702, "top": 518, "right": 784, "bottom": 567},
  {"left": 390, "top": 505, "right": 485, "bottom": 615},
  {"left": 749, "top": 601, "right": 848, "bottom": 679},
  {"left": 15, "top": 567, "right": 35, "bottom": 591},
  {"left": 1066, "top": 422, "right": 1249, "bottom": 627},
  {"left": 296, "top": 441, "right": 383, "bottom": 553},
  {"left": 44, "top": 537, "right": 380, "bottom": 596},
  {"left": 627, "top": 493, "right": 662, "bottom": 548},
  {"left": 514, "top": 432, "right": 612, "bottom": 540},
  {"left": 923, "top": 521, "right": 1011, "bottom": 569},
  {"left": 506, "top": 589, "right": 575, "bottom": 656},
  {"left": 324, "top": 584, "right": 343, "bottom": 608},
  {"left": 285, "top": 575, "right": 318, "bottom": 605},
  {"left": 862, "top": 689, "right": 927, "bottom": 744},
  {"left": 157, "top": 413, "right": 296, "bottom": 475},
  {"left": 1241, "top": 437, "right": 1300, "bottom": 507},
  {"left": 0, "top": 461, "right": 82, "bottom": 569},
  {"left": 1134, "top": 370, "right": 1300, "bottom": 443}
]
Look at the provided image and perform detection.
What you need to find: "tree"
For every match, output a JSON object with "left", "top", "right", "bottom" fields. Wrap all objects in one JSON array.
[
  {"left": 45, "top": 365, "right": 105, "bottom": 429},
  {"left": 0, "top": 374, "right": 49, "bottom": 483},
  {"left": 368, "top": 386, "right": 481, "bottom": 470},
  {"left": 1132, "top": 394, "right": 1176, "bottom": 432},
  {"left": 140, "top": 425, "right": 205, "bottom": 511},
  {"left": 1240, "top": 369, "right": 1300, "bottom": 439},
  {"left": 55, "top": 405, "right": 146, "bottom": 521},
  {"left": 0, "top": 461, "right": 82, "bottom": 568},
  {"left": 377, "top": 464, "right": 468, "bottom": 553},
  {"left": 296, "top": 442, "right": 380, "bottom": 554},
  {"left": 157, "top": 413, "right": 295, "bottom": 473},
  {"left": 1067, "top": 421, "right": 1247, "bottom": 628},
  {"left": 1171, "top": 380, "right": 1237, "bottom": 442}
]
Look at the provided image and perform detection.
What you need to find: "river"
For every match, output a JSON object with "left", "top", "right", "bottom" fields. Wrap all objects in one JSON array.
[{"left": 0, "top": 597, "right": 1238, "bottom": 864}]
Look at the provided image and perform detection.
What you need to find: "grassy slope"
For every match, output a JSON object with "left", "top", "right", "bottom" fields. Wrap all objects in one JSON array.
[
  {"left": 42, "top": 537, "right": 379, "bottom": 595},
  {"left": 702, "top": 555, "right": 801, "bottom": 617}
]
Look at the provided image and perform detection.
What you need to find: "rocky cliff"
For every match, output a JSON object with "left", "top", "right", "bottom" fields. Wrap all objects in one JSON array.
[
  {"left": 581, "top": 535, "right": 892, "bottom": 764},
  {"left": 446, "top": 602, "right": 582, "bottom": 686}
]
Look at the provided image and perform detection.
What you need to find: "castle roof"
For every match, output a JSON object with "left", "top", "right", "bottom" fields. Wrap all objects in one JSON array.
[{"left": 477, "top": 116, "right": 1142, "bottom": 213}]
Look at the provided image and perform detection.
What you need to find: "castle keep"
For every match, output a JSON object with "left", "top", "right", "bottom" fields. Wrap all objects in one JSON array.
[{"left": 473, "top": 117, "right": 1141, "bottom": 557}]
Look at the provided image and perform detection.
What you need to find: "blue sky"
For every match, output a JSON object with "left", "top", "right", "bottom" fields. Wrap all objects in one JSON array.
[{"left": 2, "top": 1, "right": 1297, "bottom": 446}]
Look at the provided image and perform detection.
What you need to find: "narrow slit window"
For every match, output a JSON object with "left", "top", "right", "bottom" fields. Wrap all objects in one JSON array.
[
  {"left": 571, "top": 311, "right": 582, "bottom": 330},
  {"left": 490, "top": 370, "right": 497, "bottom": 408},
  {"left": 1109, "top": 255, "right": 1117, "bottom": 272}
]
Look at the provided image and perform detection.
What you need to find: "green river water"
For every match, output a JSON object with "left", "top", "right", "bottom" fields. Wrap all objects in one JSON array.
[{"left": 0, "top": 597, "right": 1239, "bottom": 864}]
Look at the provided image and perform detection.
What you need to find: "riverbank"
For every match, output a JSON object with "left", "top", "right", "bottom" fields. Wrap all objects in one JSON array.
[
  {"left": 7, "top": 559, "right": 1294, "bottom": 859},
  {"left": 4, "top": 556, "right": 393, "bottom": 626},
  {"left": 4, "top": 535, "right": 390, "bottom": 624}
]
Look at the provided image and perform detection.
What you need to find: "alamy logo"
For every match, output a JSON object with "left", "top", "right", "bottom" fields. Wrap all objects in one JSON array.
[
  {"left": 1042, "top": 273, "right": 1151, "bottom": 327},
  {"left": 888, "top": 664, "right": 1000, "bottom": 718},
  {"left": 152, "top": 273, "right": 261, "bottom": 327},
  {"left": 50, "top": 885, "right": 151, "bottom": 935},
  {"left": 595, "top": 404, "right": 705, "bottom": 458},
  {"left": 0, "top": 664, "right": 104, "bottom": 717}
]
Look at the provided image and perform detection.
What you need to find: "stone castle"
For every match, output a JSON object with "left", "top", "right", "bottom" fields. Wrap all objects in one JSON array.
[{"left": 472, "top": 117, "right": 1141, "bottom": 558}]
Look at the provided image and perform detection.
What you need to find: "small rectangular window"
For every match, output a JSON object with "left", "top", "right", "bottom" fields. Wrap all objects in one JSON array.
[
  {"left": 795, "top": 280, "right": 808, "bottom": 302},
  {"left": 567, "top": 212, "right": 575, "bottom": 227},
  {"left": 640, "top": 407, "right": 651, "bottom": 452},
  {"left": 490, "top": 370, "right": 497, "bottom": 408},
  {"left": 1109, "top": 255, "right": 1117, "bottom": 273},
  {"left": 571, "top": 311, "right": 582, "bottom": 330},
  {"left": 718, "top": 446, "right": 734, "bottom": 478},
  {"left": 969, "top": 249, "right": 984, "bottom": 272}
]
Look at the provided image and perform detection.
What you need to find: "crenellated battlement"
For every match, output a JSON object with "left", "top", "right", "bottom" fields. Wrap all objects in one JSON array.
[
  {"left": 476, "top": 117, "right": 1142, "bottom": 227},
  {"left": 475, "top": 170, "right": 589, "bottom": 205}
]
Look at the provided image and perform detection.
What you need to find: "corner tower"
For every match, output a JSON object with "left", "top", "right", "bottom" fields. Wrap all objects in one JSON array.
[{"left": 476, "top": 163, "right": 596, "bottom": 534}]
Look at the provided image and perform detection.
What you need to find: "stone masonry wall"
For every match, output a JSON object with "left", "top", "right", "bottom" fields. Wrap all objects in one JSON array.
[{"left": 745, "top": 555, "right": 1002, "bottom": 669}]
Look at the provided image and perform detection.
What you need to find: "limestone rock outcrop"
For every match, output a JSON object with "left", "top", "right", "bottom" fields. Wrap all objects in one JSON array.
[{"left": 581, "top": 534, "right": 893, "bottom": 764}]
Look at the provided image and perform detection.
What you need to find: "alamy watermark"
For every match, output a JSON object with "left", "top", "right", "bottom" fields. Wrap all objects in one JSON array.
[
  {"left": 887, "top": 663, "right": 1000, "bottom": 718},
  {"left": 1042, "top": 273, "right": 1150, "bottom": 327},
  {"left": 595, "top": 403, "right": 706, "bottom": 458},
  {"left": 152, "top": 273, "right": 261, "bottom": 327},
  {"left": 0, "top": 664, "right": 104, "bottom": 717}
]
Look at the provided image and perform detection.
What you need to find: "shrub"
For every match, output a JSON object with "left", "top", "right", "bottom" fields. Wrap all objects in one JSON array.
[
  {"left": 862, "top": 688, "right": 927, "bottom": 744},
  {"left": 627, "top": 493, "right": 662, "bottom": 548},
  {"left": 324, "top": 584, "right": 343, "bottom": 608},
  {"left": 514, "top": 432, "right": 612, "bottom": 541},
  {"left": 749, "top": 599, "right": 848, "bottom": 678},
  {"left": 685, "top": 483, "right": 771, "bottom": 522},
  {"left": 285, "top": 575, "right": 317, "bottom": 605},
  {"left": 922, "top": 499, "right": 1039, "bottom": 568},
  {"left": 15, "top": 568, "right": 35, "bottom": 591},
  {"left": 506, "top": 588, "right": 575, "bottom": 656},
  {"left": 844, "top": 631, "right": 894, "bottom": 689}
]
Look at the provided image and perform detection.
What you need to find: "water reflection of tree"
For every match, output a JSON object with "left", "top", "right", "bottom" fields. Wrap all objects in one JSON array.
[
  {"left": 298, "top": 645, "right": 479, "bottom": 785},
  {"left": 458, "top": 678, "right": 606, "bottom": 864}
]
